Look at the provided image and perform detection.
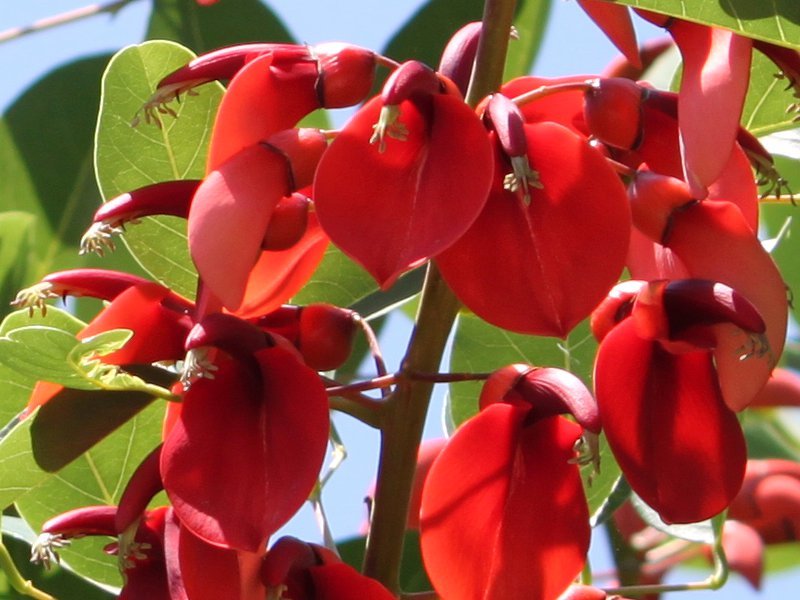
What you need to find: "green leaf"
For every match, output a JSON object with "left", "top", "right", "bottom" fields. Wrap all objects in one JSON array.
[
  {"left": 583, "top": 434, "right": 623, "bottom": 521},
  {"left": 760, "top": 197, "right": 800, "bottom": 324},
  {"left": 0, "top": 212, "right": 36, "bottom": 314},
  {"left": 742, "top": 408, "right": 800, "bottom": 461},
  {"left": 148, "top": 0, "right": 294, "bottom": 54},
  {"left": 0, "top": 56, "right": 145, "bottom": 312},
  {"left": 14, "top": 401, "right": 165, "bottom": 587},
  {"left": 0, "top": 308, "right": 84, "bottom": 428},
  {"left": 607, "top": 1, "right": 800, "bottom": 49},
  {"left": 291, "top": 245, "right": 380, "bottom": 308},
  {"left": 447, "top": 313, "right": 597, "bottom": 428},
  {"left": 505, "top": 0, "right": 553, "bottom": 80},
  {"left": 95, "top": 41, "right": 226, "bottom": 299},
  {"left": 742, "top": 51, "right": 800, "bottom": 137}
]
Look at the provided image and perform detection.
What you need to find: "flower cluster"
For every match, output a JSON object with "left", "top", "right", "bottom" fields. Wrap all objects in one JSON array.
[{"left": 9, "top": 1, "right": 800, "bottom": 599}]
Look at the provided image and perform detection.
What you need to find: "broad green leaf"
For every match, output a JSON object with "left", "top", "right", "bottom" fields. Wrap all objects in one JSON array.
[
  {"left": 95, "top": 41, "right": 225, "bottom": 298},
  {"left": 742, "top": 51, "right": 800, "bottom": 137},
  {"left": 0, "top": 56, "right": 144, "bottom": 311},
  {"left": 0, "top": 212, "right": 36, "bottom": 314},
  {"left": 0, "top": 308, "right": 84, "bottom": 428},
  {"left": 505, "top": 0, "right": 553, "bottom": 80},
  {"left": 291, "top": 245, "right": 380, "bottom": 308},
  {"left": 447, "top": 313, "right": 597, "bottom": 428},
  {"left": 607, "top": 1, "right": 800, "bottom": 49},
  {"left": 382, "top": 0, "right": 485, "bottom": 66},
  {"left": 15, "top": 401, "right": 165, "bottom": 587},
  {"left": 761, "top": 200, "right": 800, "bottom": 324},
  {"left": 0, "top": 327, "right": 94, "bottom": 389},
  {"left": 631, "top": 492, "right": 716, "bottom": 544},
  {"left": 148, "top": 0, "right": 294, "bottom": 54}
]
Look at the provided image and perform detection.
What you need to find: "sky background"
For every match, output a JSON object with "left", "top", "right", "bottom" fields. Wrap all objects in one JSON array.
[{"left": 0, "top": 0, "right": 798, "bottom": 597}]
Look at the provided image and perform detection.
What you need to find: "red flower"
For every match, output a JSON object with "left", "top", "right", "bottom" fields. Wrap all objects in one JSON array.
[
  {"left": 592, "top": 279, "right": 765, "bottom": 523},
  {"left": 314, "top": 60, "right": 494, "bottom": 288},
  {"left": 420, "top": 367, "right": 593, "bottom": 600}
]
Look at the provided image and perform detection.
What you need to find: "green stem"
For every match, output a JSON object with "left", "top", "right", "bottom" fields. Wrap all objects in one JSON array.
[
  {"left": 0, "top": 539, "right": 55, "bottom": 600},
  {"left": 362, "top": 1, "right": 517, "bottom": 592}
]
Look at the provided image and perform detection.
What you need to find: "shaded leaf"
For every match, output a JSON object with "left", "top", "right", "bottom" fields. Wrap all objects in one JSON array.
[
  {"left": 742, "top": 409, "right": 800, "bottom": 461},
  {"left": 95, "top": 41, "right": 225, "bottom": 298},
  {"left": 0, "top": 55, "right": 144, "bottom": 315},
  {"left": 15, "top": 401, "right": 166, "bottom": 587},
  {"left": 148, "top": 0, "right": 294, "bottom": 54},
  {"left": 609, "top": 0, "right": 800, "bottom": 49},
  {"left": 0, "top": 212, "right": 36, "bottom": 316}
]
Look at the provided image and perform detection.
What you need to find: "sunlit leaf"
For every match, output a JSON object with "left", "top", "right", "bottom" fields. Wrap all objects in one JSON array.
[
  {"left": 291, "top": 245, "right": 379, "bottom": 308},
  {"left": 95, "top": 41, "right": 225, "bottom": 298},
  {"left": 742, "top": 51, "right": 800, "bottom": 137},
  {"left": 608, "top": 0, "right": 800, "bottom": 49}
]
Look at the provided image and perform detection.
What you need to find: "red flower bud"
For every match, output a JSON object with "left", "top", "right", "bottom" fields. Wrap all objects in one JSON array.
[{"left": 583, "top": 78, "right": 644, "bottom": 150}]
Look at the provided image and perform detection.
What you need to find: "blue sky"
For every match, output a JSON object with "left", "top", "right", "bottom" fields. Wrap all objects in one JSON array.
[{"left": 1, "top": 1, "right": 798, "bottom": 598}]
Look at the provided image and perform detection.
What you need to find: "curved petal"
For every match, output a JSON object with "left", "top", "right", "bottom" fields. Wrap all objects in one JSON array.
[
  {"left": 437, "top": 122, "right": 630, "bottom": 337},
  {"left": 78, "top": 283, "right": 192, "bottom": 365},
  {"left": 189, "top": 145, "right": 288, "bottom": 311},
  {"left": 313, "top": 94, "right": 494, "bottom": 288},
  {"left": 207, "top": 53, "right": 319, "bottom": 171},
  {"left": 162, "top": 348, "right": 329, "bottom": 552},
  {"left": 233, "top": 213, "right": 329, "bottom": 320},
  {"left": 670, "top": 21, "right": 753, "bottom": 197},
  {"left": 420, "top": 404, "right": 589, "bottom": 600},
  {"left": 594, "top": 318, "right": 747, "bottom": 523}
]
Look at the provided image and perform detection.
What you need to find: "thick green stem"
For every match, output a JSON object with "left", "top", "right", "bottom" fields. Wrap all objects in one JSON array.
[{"left": 362, "top": 0, "right": 517, "bottom": 593}]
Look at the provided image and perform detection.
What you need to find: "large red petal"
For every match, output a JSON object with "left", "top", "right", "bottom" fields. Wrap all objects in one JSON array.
[
  {"left": 189, "top": 145, "right": 287, "bottom": 311},
  {"left": 420, "top": 404, "right": 589, "bottom": 600},
  {"left": 313, "top": 94, "right": 493, "bottom": 288},
  {"left": 594, "top": 319, "right": 746, "bottom": 523},
  {"left": 207, "top": 53, "right": 319, "bottom": 171},
  {"left": 437, "top": 122, "right": 630, "bottom": 337},
  {"left": 162, "top": 348, "right": 329, "bottom": 552}
]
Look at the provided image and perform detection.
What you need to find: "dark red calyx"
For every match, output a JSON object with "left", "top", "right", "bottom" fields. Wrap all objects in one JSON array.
[
  {"left": 261, "top": 536, "right": 322, "bottom": 595},
  {"left": 590, "top": 280, "right": 647, "bottom": 342},
  {"left": 82, "top": 179, "right": 200, "bottom": 256},
  {"left": 583, "top": 77, "right": 644, "bottom": 150},
  {"left": 185, "top": 313, "right": 276, "bottom": 359},
  {"left": 381, "top": 60, "right": 443, "bottom": 106},
  {"left": 297, "top": 303, "right": 357, "bottom": 371},
  {"left": 480, "top": 365, "right": 600, "bottom": 433},
  {"left": 261, "top": 128, "right": 329, "bottom": 192},
  {"left": 484, "top": 94, "right": 543, "bottom": 204},
  {"left": 115, "top": 444, "right": 165, "bottom": 535},
  {"left": 660, "top": 279, "right": 766, "bottom": 339},
  {"left": 312, "top": 42, "right": 377, "bottom": 108},
  {"left": 41, "top": 505, "right": 118, "bottom": 538},
  {"left": 262, "top": 193, "right": 311, "bottom": 251},
  {"left": 438, "top": 21, "right": 483, "bottom": 95},
  {"left": 11, "top": 268, "right": 153, "bottom": 314}
]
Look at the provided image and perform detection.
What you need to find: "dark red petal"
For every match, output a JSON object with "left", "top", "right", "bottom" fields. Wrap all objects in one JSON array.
[
  {"left": 420, "top": 405, "right": 589, "bottom": 600},
  {"left": 162, "top": 348, "right": 329, "bottom": 552},
  {"left": 594, "top": 319, "right": 747, "bottom": 523},
  {"left": 188, "top": 145, "right": 288, "bottom": 311},
  {"left": 314, "top": 94, "right": 493, "bottom": 288},
  {"left": 207, "top": 53, "right": 319, "bottom": 171},
  {"left": 308, "top": 563, "right": 395, "bottom": 600},
  {"left": 437, "top": 122, "right": 630, "bottom": 337}
]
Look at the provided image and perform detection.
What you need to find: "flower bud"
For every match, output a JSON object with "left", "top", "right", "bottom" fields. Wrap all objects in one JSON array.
[
  {"left": 583, "top": 77, "right": 644, "bottom": 150},
  {"left": 313, "top": 42, "right": 377, "bottom": 108}
]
